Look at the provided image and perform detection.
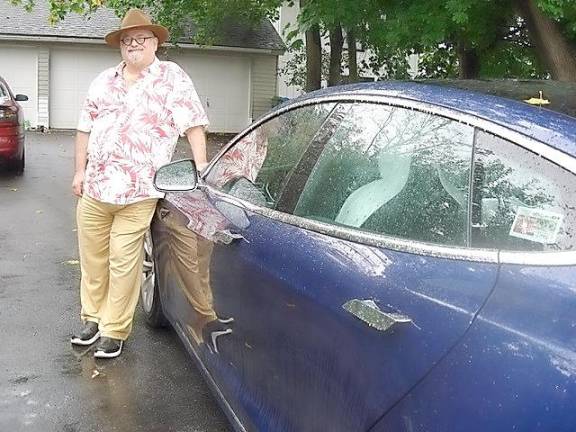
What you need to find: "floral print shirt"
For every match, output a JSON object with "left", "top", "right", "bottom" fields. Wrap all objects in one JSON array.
[
  {"left": 77, "top": 58, "right": 209, "bottom": 204},
  {"left": 167, "top": 127, "right": 268, "bottom": 241}
]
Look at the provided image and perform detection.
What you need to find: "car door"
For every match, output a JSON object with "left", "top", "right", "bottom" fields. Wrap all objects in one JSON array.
[
  {"left": 162, "top": 100, "right": 501, "bottom": 432},
  {"left": 370, "top": 130, "right": 576, "bottom": 431}
]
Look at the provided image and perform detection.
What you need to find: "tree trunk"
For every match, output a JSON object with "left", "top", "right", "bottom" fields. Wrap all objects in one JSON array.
[
  {"left": 347, "top": 29, "right": 358, "bottom": 83},
  {"left": 301, "top": 0, "right": 321, "bottom": 92},
  {"left": 515, "top": 0, "right": 576, "bottom": 81},
  {"left": 457, "top": 40, "right": 480, "bottom": 79},
  {"left": 328, "top": 24, "right": 343, "bottom": 86}
]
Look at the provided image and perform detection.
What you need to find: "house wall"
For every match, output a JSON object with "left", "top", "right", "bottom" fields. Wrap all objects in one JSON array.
[
  {"left": 273, "top": 4, "right": 302, "bottom": 99},
  {"left": 37, "top": 48, "right": 50, "bottom": 127},
  {"left": 251, "top": 54, "right": 278, "bottom": 121},
  {"left": 273, "top": 4, "right": 420, "bottom": 99}
]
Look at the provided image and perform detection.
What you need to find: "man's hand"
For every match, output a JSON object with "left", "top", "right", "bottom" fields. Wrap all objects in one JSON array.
[
  {"left": 74, "top": 131, "right": 89, "bottom": 197},
  {"left": 196, "top": 161, "right": 209, "bottom": 172},
  {"left": 72, "top": 171, "right": 85, "bottom": 197}
]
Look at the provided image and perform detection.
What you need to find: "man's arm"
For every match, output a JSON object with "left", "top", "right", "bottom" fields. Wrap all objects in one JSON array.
[
  {"left": 72, "top": 131, "right": 89, "bottom": 197},
  {"left": 185, "top": 126, "right": 208, "bottom": 171}
]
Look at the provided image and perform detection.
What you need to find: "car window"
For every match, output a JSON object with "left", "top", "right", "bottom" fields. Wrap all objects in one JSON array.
[
  {"left": 471, "top": 131, "right": 576, "bottom": 251},
  {"left": 293, "top": 102, "right": 475, "bottom": 247},
  {"left": 204, "top": 103, "right": 335, "bottom": 207},
  {"left": 0, "top": 83, "right": 8, "bottom": 100}
]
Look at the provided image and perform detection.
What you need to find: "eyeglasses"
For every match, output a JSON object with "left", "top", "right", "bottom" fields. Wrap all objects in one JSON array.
[{"left": 120, "top": 36, "right": 155, "bottom": 46}]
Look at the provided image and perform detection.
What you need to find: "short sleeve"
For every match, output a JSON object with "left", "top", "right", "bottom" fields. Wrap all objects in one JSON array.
[
  {"left": 77, "top": 78, "right": 99, "bottom": 133},
  {"left": 168, "top": 64, "right": 210, "bottom": 136}
]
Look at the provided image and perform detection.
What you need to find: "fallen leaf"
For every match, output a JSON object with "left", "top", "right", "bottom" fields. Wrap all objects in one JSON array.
[
  {"left": 64, "top": 260, "right": 79, "bottom": 265},
  {"left": 35, "top": 210, "right": 43, "bottom": 214},
  {"left": 10, "top": 188, "right": 18, "bottom": 192},
  {"left": 72, "top": 228, "right": 77, "bottom": 232},
  {"left": 91, "top": 370, "right": 100, "bottom": 379}
]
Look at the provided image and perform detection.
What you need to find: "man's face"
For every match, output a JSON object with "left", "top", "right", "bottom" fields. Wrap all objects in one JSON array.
[{"left": 120, "top": 29, "right": 158, "bottom": 67}]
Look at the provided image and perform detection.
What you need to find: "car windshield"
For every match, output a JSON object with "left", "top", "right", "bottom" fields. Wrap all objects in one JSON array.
[{"left": 422, "top": 79, "right": 576, "bottom": 118}]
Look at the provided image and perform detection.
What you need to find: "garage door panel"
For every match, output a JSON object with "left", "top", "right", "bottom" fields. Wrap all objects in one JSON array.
[
  {"left": 50, "top": 48, "right": 250, "bottom": 133},
  {"left": 0, "top": 47, "right": 38, "bottom": 126},
  {"left": 173, "top": 53, "right": 250, "bottom": 133},
  {"left": 50, "top": 48, "right": 120, "bottom": 129}
]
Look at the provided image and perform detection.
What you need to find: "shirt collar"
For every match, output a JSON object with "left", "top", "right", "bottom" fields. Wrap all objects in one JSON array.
[{"left": 114, "top": 57, "right": 161, "bottom": 78}]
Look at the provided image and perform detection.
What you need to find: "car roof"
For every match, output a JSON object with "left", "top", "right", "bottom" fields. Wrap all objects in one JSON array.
[{"left": 286, "top": 81, "right": 576, "bottom": 159}]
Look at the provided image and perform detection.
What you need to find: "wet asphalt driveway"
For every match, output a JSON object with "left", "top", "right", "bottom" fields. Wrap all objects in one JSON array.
[{"left": 0, "top": 132, "right": 231, "bottom": 432}]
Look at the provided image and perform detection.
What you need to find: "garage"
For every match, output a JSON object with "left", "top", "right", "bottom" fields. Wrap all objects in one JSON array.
[
  {"left": 49, "top": 47, "right": 120, "bottom": 129},
  {"left": 172, "top": 52, "right": 251, "bottom": 133},
  {"left": 49, "top": 48, "right": 251, "bottom": 133},
  {"left": 0, "top": 46, "right": 38, "bottom": 126},
  {"left": 0, "top": 1, "right": 283, "bottom": 133}
]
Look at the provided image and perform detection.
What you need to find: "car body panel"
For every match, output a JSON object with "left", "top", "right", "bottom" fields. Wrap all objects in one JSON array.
[
  {"left": 153, "top": 185, "right": 499, "bottom": 431},
  {"left": 371, "top": 265, "right": 576, "bottom": 432},
  {"left": 149, "top": 82, "right": 576, "bottom": 431},
  {"left": 0, "top": 76, "right": 25, "bottom": 165}
]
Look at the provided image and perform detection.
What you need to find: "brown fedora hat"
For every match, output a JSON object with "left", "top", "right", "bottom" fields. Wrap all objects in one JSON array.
[{"left": 105, "top": 8, "right": 169, "bottom": 47}]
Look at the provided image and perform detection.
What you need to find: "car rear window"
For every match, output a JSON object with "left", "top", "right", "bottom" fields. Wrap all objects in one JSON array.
[{"left": 472, "top": 130, "right": 576, "bottom": 252}]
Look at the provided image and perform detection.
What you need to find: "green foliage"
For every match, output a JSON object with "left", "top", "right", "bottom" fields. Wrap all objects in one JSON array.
[{"left": 9, "top": 0, "right": 576, "bottom": 82}]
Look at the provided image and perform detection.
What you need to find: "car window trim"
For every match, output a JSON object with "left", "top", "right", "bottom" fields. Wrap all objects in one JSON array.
[
  {"left": 209, "top": 94, "right": 576, "bottom": 175},
  {"left": 207, "top": 184, "right": 498, "bottom": 263},
  {"left": 275, "top": 103, "right": 348, "bottom": 213},
  {"left": 207, "top": 184, "right": 576, "bottom": 266},
  {"left": 200, "top": 94, "right": 576, "bottom": 265}
]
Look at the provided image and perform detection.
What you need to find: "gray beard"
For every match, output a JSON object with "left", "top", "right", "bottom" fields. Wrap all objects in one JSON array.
[{"left": 126, "top": 51, "right": 144, "bottom": 65}]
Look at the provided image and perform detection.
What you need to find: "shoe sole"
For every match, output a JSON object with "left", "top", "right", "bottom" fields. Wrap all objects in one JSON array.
[
  {"left": 94, "top": 341, "right": 123, "bottom": 359},
  {"left": 70, "top": 331, "right": 101, "bottom": 346}
]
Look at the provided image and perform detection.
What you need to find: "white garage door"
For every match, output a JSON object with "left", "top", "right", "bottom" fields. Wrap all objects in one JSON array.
[
  {"left": 174, "top": 53, "right": 251, "bottom": 133},
  {"left": 0, "top": 47, "right": 38, "bottom": 126},
  {"left": 50, "top": 48, "right": 250, "bottom": 133},
  {"left": 50, "top": 48, "right": 120, "bottom": 129}
]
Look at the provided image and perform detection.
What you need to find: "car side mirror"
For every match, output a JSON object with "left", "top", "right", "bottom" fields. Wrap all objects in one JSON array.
[
  {"left": 154, "top": 159, "right": 199, "bottom": 192},
  {"left": 15, "top": 94, "right": 28, "bottom": 102}
]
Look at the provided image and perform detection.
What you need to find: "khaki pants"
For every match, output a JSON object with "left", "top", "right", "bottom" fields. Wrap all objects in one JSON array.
[
  {"left": 76, "top": 195, "right": 158, "bottom": 340},
  {"left": 164, "top": 209, "right": 217, "bottom": 343}
]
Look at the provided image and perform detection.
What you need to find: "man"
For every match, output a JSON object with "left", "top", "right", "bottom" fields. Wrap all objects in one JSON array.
[{"left": 70, "top": 9, "right": 209, "bottom": 359}]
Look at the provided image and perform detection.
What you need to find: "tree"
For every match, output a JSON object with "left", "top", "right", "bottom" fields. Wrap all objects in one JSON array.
[
  {"left": 299, "top": 0, "right": 322, "bottom": 91},
  {"left": 11, "top": 0, "right": 576, "bottom": 85},
  {"left": 515, "top": 0, "right": 576, "bottom": 81}
]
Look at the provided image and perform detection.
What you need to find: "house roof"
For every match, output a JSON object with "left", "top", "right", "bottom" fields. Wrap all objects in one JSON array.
[{"left": 0, "top": 0, "right": 285, "bottom": 52}]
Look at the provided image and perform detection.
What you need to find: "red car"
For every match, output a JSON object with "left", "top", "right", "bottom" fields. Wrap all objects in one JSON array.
[{"left": 0, "top": 76, "right": 27, "bottom": 174}]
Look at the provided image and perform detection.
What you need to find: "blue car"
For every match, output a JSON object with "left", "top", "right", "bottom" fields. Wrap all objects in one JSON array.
[{"left": 142, "top": 81, "right": 576, "bottom": 432}]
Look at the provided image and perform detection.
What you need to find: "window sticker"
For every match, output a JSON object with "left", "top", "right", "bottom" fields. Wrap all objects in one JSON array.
[{"left": 509, "top": 207, "right": 564, "bottom": 244}]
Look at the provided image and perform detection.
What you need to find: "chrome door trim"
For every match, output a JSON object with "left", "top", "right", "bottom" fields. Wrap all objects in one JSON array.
[
  {"left": 207, "top": 187, "right": 576, "bottom": 266},
  {"left": 499, "top": 251, "right": 576, "bottom": 266},
  {"left": 207, "top": 186, "right": 499, "bottom": 264}
]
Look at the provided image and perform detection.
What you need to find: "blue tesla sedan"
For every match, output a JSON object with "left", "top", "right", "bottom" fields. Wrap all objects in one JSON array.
[{"left": 142, "top": 81, "right": 576, "bottom": 432}]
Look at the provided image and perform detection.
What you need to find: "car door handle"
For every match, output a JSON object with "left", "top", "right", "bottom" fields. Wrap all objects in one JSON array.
[
  {"left": 213, "top": 229, "right": 246, "bottom": 245},
  {"left": 343, "top": 299, "right": 412, "bottom": 332}
]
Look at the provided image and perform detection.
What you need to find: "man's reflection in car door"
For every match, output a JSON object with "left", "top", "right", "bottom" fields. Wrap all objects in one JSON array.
[{"left": 161, "top": 126, "right": 269, "bottom": 354}]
